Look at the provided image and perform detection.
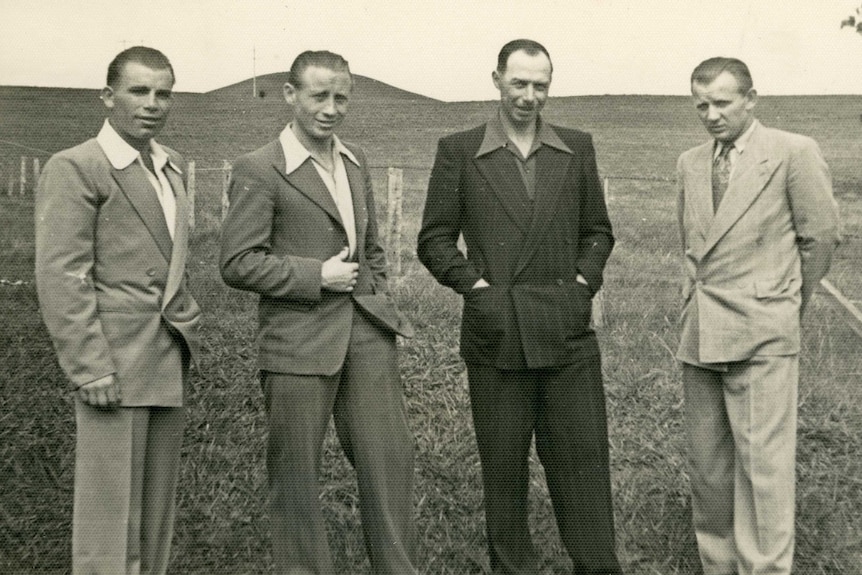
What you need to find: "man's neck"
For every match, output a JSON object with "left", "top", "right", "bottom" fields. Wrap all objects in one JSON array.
[
  {"left": 291, "top": 125, "right": 334, "bottom": 167},
  {"left": 499, "top": 112, "right": 537, "bottom": 157}
]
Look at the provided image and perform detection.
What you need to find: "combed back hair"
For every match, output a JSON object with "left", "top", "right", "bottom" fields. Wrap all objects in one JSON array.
[
  {"left": 496, "top": 39, "right": 553, "bottom": 73},
  {"left": 691, "top": 57, "right": 753, "bottom": 94},
  {"left": 287, "top": 50, "right": 351, "bottom": 89},
  {"left": 107, "top": 46, "right": 174, "bottom": 87}
]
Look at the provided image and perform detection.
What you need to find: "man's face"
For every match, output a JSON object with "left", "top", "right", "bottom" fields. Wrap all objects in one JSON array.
[
  {"left": 101, "top": 61, "right": 174, "bottom": 151},
  {"left": 493, "top": 50, "right": 552, "bottom": 129},
  {"left": 284, "top": 66, "right": 352, "bottom": 149},
  {"left": 691, "top": 71, "right": 756, "bottom": 143}
]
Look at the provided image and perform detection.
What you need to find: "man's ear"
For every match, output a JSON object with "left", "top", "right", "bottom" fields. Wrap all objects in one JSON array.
[
  {"left": 745, "top": 88, "right": 758, "bottom": 111},
  {"left": 100, "top": 86, "right": 114, "bottom": 110},
  {"left": 492, "top": 70, "right": 501, "bottom": 91},
  {"left": 283, "top": 82, "right": 297, "bottom": 105}
]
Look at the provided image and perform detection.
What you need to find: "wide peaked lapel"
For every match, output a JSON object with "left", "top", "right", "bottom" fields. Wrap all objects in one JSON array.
[
  {"left": 162, "top": 166, "right": 188, "bottom": 309},
  {"left": 111, "top": 164, "right": 173, "bottom": 263},
  {"left": 473, "top": 141, "right": 532, "bottom": 233},
  {"left": 686, "top": 142, "right": 717, "bottom": 248},
  {"left": 700, "top": 127, "right": 781, "bottom": 257},
  {"left": 343, "top": 154, "right": 368, "bottom": 258},
  {"left": 274, "top": 145, "right": 343, "bottom": 228},
  {"left": 514, "top": 145, "right": 570, "bottom": 278}
]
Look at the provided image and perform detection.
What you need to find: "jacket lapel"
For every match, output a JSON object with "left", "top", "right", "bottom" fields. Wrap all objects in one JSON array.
[
  {"left": 473, "top": 151, "right": 532, "bottom": 232},
  {"left": 701, "top": 129, "right": 780, "bottom": 256},
  {"left": 344, "top": 158, "right": 367, "bottom": 260},
  {"left": 514, "top": 146, "right": 570, "bottom": 278},
  {"left": 274, "top": 146, "right": 343, "bottom": 227},
  {"left": 111, "top": 164, "right": 173, "bottom": 263},
  {"left": 689, "top": 143, "right": 716, "bottom": 244},
  {"left": 162, "top": 167, "right": 188, "bottom": 309}
]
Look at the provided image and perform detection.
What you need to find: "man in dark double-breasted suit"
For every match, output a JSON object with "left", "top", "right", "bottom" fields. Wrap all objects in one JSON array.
[
  {"left": 219, "top": 50, "right": 417, "bottom": 574},
  {"left": 418, "top": 39, "right": 621, "bottom": 574}
]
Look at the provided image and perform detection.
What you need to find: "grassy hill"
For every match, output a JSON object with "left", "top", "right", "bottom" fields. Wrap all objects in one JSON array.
[{"left": 2, "top": 79, "right": 862, "bottom": 573}]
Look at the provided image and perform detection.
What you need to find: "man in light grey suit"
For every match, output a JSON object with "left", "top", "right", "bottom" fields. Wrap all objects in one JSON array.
[
  {"left": 219, "top": 50, "right": 417, "bottom": 574},
  {"left": 676, "top": 57, "right": 839, "bottom": 575},
  {"left": 35, "top": 47, "right": 200, "bottom": 574}
]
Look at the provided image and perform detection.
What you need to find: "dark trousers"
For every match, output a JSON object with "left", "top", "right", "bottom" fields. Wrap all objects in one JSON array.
[
  {"left": 260, "top": 309, "right": 417, "bottom": 574},
  {"left": 466, "top": 349, "right": 621, "bottom": 575}
]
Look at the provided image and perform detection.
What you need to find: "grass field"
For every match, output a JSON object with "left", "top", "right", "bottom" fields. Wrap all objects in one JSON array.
[{"left": 2, "top": 77, "right": 862, "bottom": 574}]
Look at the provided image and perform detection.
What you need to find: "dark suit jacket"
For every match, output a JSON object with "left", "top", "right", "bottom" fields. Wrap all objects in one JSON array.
[
  {"left": 35, "top": 139, "right": 201, "bottom": 406},
  {"left": 418, "top": 121, "right": 613, "bottom": 369},
  {"left": 219, "top": 139, "right": 411, "bottom": 376}
]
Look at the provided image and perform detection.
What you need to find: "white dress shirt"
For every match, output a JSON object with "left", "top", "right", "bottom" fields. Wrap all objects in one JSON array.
[{"left": 97, "top": 119, "right": 180, "bottom": 239}]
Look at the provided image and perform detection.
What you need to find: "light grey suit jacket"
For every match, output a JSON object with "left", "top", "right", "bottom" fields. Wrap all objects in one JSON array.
[
  {"left": 676, "top": 122, "right": 839, "bottom": 366},
  {"left": 35, "top": 138, "right": 201, "bottom": 406}
]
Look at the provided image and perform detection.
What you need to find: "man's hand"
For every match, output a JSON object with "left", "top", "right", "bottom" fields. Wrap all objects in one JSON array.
[
  {"left": 77, "top": 374, "right": 121, "bottom": 408},
  {"left": 321, "top": 247, "right": 359, "bottom": 292}
]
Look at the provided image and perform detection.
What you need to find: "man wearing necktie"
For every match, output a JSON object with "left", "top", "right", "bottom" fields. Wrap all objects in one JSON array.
[
  {"left": 219, "top": 50, "right": 417, "bottom": 574},
  {"left": 35, "top": 47, "right": 201, "bottom": 574},
  {"left": 676, "top": 57, "right": 839, "bottom": 575}
]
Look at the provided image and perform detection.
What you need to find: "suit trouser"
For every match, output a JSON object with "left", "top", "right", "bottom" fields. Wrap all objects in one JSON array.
[
  {"left": 260, "top": 309, "right": 417, "bottom": 575},
  {"left": 683, "top": 355, "right": 798, "bottom": 575},
  {"left": 73, "top": 401, "right": 185, "bottom": 575},
  {"left": 466, "top": 346, "right": 621, "bottom": 575}
]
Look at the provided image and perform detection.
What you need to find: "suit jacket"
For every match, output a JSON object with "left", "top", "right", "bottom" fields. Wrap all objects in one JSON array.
[
  {"left": 676, "top": 122, "right": 840, "bottom": 366},
  {"left": 418, "top": 121, "right": 614, "bottom": 369},
  {"left": 35, "top": 139, "right": 201, "bottom": 406},
  {"left": 219, "top": 138, "right": 411, "bottom": 376}
]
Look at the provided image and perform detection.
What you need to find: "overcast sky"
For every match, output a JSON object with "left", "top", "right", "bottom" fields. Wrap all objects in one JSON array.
[{"left": 2, "top": 0, "right": 862, "bottom": 101}]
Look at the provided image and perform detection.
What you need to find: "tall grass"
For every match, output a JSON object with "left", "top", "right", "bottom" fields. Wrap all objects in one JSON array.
[{"left": 1, "top": 85, "right": 861, "bottom": 573}]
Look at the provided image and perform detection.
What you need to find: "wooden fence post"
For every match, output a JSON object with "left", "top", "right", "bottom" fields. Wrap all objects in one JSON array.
[
  {"left": 7, "top": 171, "right": 14, "bottom": 197},
  {"left": 186, "top": 160, "right": 196, "bottom": 230},
  {"left": 221, "top": 160, "right": 231, "bottom": 222},
  {"left": 386, "top": 167, "right": 404, "bottom": 276},
  {"left": 33, "top": 158, "right": 41, "bottom": 191},
  {"left": 591, "top": 177, "right": 609, "bottom": 327},
  {"left": 19, "top": 156, "right": 27, "bottom": 195}
]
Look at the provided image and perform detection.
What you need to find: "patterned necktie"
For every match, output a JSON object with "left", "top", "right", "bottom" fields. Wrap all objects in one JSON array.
[{"left": 712, "top": 143, "right": 733, "bottom": 212}]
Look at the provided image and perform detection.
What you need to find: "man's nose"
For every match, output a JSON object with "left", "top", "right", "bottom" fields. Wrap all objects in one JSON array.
[
  {"left": 706, "top": 105, "right": 720, "bottom": 121},
  {"left": 523, "top": 85, "right": 536, "bottom": 101},
  {"left": 144, "top": 92, "right": 159, "bottom": 108}
]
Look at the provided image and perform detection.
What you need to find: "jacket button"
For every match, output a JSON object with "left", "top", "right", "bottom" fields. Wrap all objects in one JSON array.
[
  {"left": 557, "top": 278, "right": 564, "bottom": 286},
  {"left": 146, "top": 268, "right": 156, "bottom": 277}
]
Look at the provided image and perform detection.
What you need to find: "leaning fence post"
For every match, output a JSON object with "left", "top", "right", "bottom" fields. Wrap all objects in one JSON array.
[
  {"left": 386, "top": 167, "right": 404, "bottom": 276},
  {"left": 19, "top": 156, "right": 27, "bottom": 195},
  {"left": 221, "top": 160, "right": 231, "bottom": 222},
  {"left": 186, "top": 160, "right": 196, "bottom": 230},
  {"left": 591, "top": 177, "right": 609, "bottom": 327}
]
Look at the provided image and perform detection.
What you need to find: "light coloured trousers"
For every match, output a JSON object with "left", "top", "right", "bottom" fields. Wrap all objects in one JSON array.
[
  {"left": 73, "top": 401, "right": 184, "bottom": 575},
  {"left": 683, "top": 355, "right": 798, "bottom": 575}
]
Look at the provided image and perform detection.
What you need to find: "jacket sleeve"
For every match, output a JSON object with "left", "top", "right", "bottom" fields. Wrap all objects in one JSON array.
[
  {"left": 574, "top": 134, "right": 614, "bottom": 293},
  {"left": 417, "top": 136, "right": 483, "bottom": 293},
  {"left": 787, "top": 136, "right": 840, "bottom": 314},
  {"left": 218, "top": 156, "right": 323, "bottom": 302},
  {"left": 34, "top": 154, "right": 117, "bottom": 389}
]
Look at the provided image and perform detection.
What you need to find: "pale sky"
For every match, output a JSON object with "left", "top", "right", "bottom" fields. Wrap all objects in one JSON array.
[{"left": 2, "top": 0, "right": 862, "bottom": 101}]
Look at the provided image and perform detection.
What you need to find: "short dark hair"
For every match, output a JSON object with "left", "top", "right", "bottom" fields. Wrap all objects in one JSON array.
[
  {"left": 496, "top": 39, "right": 552, "bottom": 73},
  {"left": 287, "top": 50, "right": 351, "bottom": 89},
  {"left": 691, "top": 57, "right": 753, "bottom": 93},
  {"left": 107, "top": 46, "right": 174, "bottom": 87}
]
